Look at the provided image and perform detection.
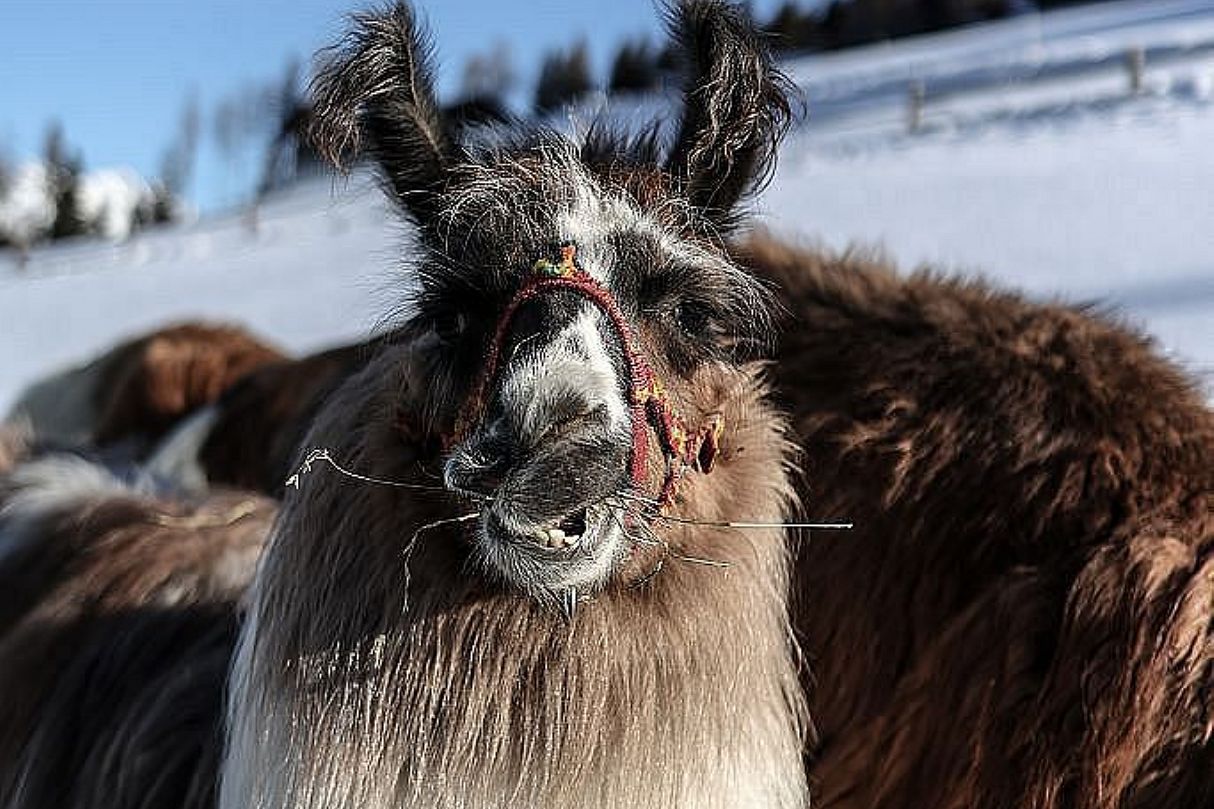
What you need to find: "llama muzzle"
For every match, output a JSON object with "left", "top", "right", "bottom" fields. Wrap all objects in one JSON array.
[{"left": 450, "top": 242, "right": 723, "bottom": 513}]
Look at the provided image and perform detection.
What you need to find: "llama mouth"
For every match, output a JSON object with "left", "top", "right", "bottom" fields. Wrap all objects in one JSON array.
[
  {"left": 522, "top": 509, "right": 588, "bottom": 550},
  {"left": 478, "top": 503, "right": 628, "bottom": 596},
  {"left": 484, "top": 507, "right": 596, "bottom": 553}
]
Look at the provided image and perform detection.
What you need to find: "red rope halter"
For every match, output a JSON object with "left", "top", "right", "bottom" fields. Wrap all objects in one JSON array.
[{"left": 453, "top": 243, "right": 723, "bottom": 509}]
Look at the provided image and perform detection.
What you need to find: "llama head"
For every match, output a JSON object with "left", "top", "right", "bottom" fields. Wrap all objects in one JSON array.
[{"left": 310, "top": 1, "right": 792, "bottom": 603}]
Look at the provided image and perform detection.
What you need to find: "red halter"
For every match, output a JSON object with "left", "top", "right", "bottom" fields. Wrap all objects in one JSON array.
[{"left": 453, "top": 243, "right": 723, "bottom": 509}]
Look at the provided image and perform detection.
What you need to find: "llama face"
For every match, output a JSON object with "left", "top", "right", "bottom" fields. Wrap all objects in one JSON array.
[
  {"left": 308, "top": 0, "right": 792, "bottom": 602},
  {"left": 422, "top": 149, "right": 772, "bottom": 599}
]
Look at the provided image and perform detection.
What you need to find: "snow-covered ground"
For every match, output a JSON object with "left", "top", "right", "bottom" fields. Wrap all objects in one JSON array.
[
  {"left": 761, "top": 0, "right": 1214, "bottom": 389},
  {"left": 2, "top": 0, "right": 1211, "bottom": 412}
]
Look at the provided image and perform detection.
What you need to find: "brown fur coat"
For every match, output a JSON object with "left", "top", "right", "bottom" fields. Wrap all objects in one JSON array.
[
  {"left": 4, "top": 322, "right": 283, "bottom": 452},
  {"left": 735, "top": 232, "right": 1213, "bottom": 809}
]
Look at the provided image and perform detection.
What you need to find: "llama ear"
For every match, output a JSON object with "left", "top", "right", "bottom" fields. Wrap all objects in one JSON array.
[
  {"left": 665, "top": 1, "right": 794, "bottom": 227},
  {"left": 309, "top": 3, "right": 454, "bottom": 222}
]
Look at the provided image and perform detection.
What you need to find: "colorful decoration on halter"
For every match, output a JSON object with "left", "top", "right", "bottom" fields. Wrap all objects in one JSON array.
[
  {"left": 532, "top": 243, "right": 579, "bottom": 279},
  {"left": 454, "top": 242, "right": 723, "bottom": 511}
]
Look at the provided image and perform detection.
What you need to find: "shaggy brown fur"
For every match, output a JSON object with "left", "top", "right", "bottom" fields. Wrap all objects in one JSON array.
[
  {"left": 92, "top": 323, "right": 284, "bottom": 448},
  {"left": 197, "top": 340, "right": 378, "bottom": 493},
  {"left": 10, "top": 325, "right": 374, "bottom": 495},
  {"left": 733, "top": 232, "right": 1214, "bottom": 809},
  {"left": 0, "top": 460, "right": 275, "bottom": 809},
  {"left": 0, "top": 427, "right": 28, "bottom": 476},
  {"left": 4, "top": 322, "right": 284, "bottom": 452}
]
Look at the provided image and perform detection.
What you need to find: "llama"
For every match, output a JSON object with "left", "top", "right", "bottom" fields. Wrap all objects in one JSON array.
[
  {"left": 126, "top": 336, "right": 377, "bottom": 496},
  {"left": 6, "top": 322, "right": 368, "bottom": 495},
  {"left": 194, "top": 340, "right": 377, "bottom": 493},
  {"left": 222, "top": 2, "right": 809, "bottom": 805},
  {"left": 734, "top": 233, "right": 1213, "bottom": 808},
  {"left": 3, "top": 2, "right": 811, "bottom": 807},
  {"left": 0, "top": 453, "right": 275, "bottom": 809}
]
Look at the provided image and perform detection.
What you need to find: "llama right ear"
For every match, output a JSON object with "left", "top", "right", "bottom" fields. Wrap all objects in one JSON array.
[
  {"left": 665, "top": 1, "right": 793, "bottom": 229},
  {"left": 310, "top": 3, "right": 454, "bottom": 223}
]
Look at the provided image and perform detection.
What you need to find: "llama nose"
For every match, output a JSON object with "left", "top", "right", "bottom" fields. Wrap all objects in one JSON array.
[{"left": 444, "top": 428, "right": 512, "bottom": 497}]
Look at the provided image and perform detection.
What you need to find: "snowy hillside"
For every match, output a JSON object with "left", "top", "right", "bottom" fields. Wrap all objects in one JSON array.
[
  {"left": 0, "top": 176, "right": 401, "bottom": 414},
  {"left": 761, "top": 0, "right": 1214, "bottom": 388},
  {"left": 2, "top": 0, "right": 1212, "bottom": 413}
]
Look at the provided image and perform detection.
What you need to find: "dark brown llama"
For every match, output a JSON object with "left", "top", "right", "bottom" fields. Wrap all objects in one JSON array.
[
  {"left": 733, "top": 233, "right": 1213, "bottom": 809},
  {"left": 3, "top": 3, "right": 811, "bottom": 807},
  {"left": 193, "top": 339, "right": 378, "bottom": 493},
  {"left": 6, "top": 322, "right": 371, "bottom": 494},
  {"left": 134, "top": 337, "right": 378, "bottom": 495},
  {"left": 4, "top": 322, "right": 284, "bottom": 453}
]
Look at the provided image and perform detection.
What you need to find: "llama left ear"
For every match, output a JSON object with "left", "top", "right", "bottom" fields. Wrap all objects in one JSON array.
[
  {"left": 665, "top": 1, "right": 794, "bottom": 228},
  {"left": 309, "top": 3, "right": 455, "bottom": 223}
]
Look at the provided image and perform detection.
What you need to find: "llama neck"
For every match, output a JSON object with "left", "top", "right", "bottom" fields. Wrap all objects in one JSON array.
[
  {"left": 220, "top": 354, "right": 807, "bottom": 809},
  {"left": 225, "top": 564, "right": 805, "bottom": 809}
]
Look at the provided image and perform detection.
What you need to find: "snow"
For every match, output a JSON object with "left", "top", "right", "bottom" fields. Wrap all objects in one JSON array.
[
  {"left": 0, "top": 163, "right": 55, "bottom": 247},
  {"left": 761, "top": 93, "right": 1214, "bottom": 385},
  {"left": 1, "top": 163, "right": 165, "bottom": 245},
  {"left": 77, "top": 168, "right": 154, "bottom": 242},
  {"left": 1, "top": 0, "right": 1211, "bottom": 413},
  {"left": 761, "top": 0, "right": 1214, "bottom": 389}
]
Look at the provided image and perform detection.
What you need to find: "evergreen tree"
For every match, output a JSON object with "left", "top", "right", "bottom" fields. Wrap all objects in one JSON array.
[
  {"left": 820, "top": 1, "right": 851, "bottom": 49},
  {"left": 459, "top": 41, "right": 516, "bottom": 107},
  {"left": 534, "top": 41, "right": 594, "bottom": 115},
  {"left": 0, "top": 153, "right": 9, "bottom": 250},
  {"left": 259, "top": 59, "right": 325, "bottom": 196},
  {"left": 608, "top": 39, "right": 661, "bottom": 95},
  {"left": 160, "top": 92, "right": 200, "bottom": 204},
  {"left": 764, "top": 2, "right": 826, "bottom": 52},
  {"left": 213, "top": 79, "right": 278, "bottom": 203},
  {"left": 656, "top": 42, "right": 681, "bottom": 76},
  {"left": 44, "top": 122, "right": 86, "bottom": 240}
]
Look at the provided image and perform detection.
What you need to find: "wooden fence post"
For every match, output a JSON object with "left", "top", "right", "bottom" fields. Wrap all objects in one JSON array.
[
  {"left": 1127, "top": 46, "right": 1146, "bottom": 95},
  {"left": 908, "top": 80, "right": 926, "bottom": 133}
]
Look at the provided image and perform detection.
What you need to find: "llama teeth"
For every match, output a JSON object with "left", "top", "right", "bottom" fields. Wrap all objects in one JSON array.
[
  {"left": 524, "top": 527, "right": 566, "bottom": 548},
  {"left": 521, "top": 526, "right": 580, "bottom": 550}
]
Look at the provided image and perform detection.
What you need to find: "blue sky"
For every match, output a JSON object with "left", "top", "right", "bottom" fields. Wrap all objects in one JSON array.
[{"left": 1, "top": 0, "right": 793, "bottom": 212}]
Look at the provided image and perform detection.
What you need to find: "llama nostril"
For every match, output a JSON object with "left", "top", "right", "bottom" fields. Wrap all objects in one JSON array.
[
  {"left": 444, "top": 452, "right": 507, "bottom": 497},
  {"left": 444, "top": 430, "right": 513, "bottom": 497}
]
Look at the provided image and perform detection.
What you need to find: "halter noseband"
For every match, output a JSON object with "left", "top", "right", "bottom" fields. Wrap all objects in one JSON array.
[{"left": 453, "top": 243, "right": 723, "bottom": 510}]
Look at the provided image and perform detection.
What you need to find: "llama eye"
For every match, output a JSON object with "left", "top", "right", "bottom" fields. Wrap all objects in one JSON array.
[
  {"left": 673, "top": 300, "right": 712, "bottom": 337},
  {"left": 432, "top": 312, "right": 467, "bottom": 343}
]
